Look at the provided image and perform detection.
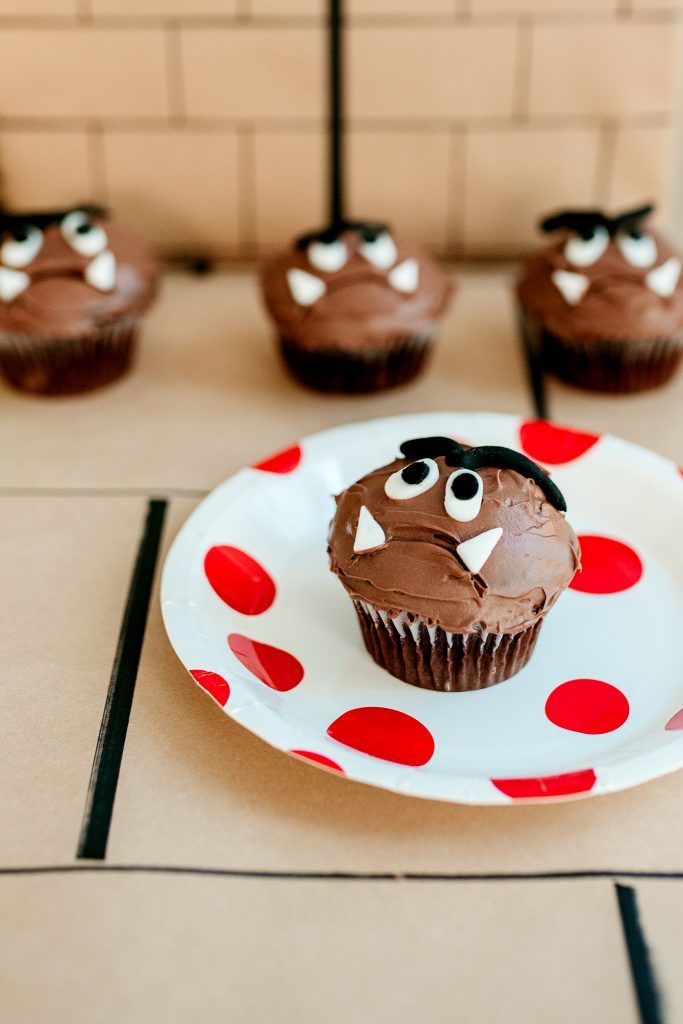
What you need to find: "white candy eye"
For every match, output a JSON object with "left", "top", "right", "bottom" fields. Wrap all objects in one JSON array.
[
  {"left": 444, "top": 469, "right": 483, "bottom": 522},
  {"left": 61, "top": 210, "right": 107, "bottom": 257},
  {"left": 617, "top": 229, "right": 657, "bottom": 269},
  {"left": 360, "top": 231, "right": 397, "bottom": 269},
  {"left": 384, "top": 458, "right": 439, "bottom": 500},
  {"left": 564, "top": 226, "right": 609, "bottom": 268},
  {"left": 1, "top": 225, "right": 43, "bottom": 268},
  {"left": 307, "top": 240, "right": 348, "bottom": 273}
]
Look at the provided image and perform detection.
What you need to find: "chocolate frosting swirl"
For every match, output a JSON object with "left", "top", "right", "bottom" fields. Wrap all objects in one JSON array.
[
  {"left": 261, "top": 229, "right": 453, "bottom": 352},
  {"left": 328, "top": 451, "right": 580, "bottom": 635}
]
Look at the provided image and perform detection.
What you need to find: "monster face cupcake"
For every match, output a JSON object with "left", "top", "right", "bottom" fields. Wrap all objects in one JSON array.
[
  {"left": 0, "top": 205, "right": 158, "bottom": 395},
  {"left": 328, "top": 436, "right": 580, "bottom": 692},
  {"left": 517, "top": 204, "right": 683, "bottom": 393},
  {"left": 261, "top": 221, "right": 453, "bottom": 393}
]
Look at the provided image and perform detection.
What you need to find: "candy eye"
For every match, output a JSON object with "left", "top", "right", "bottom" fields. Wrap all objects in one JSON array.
[
  {"left": 61, "top": 210, "right": 107, "bottom": 257},
  {"left": 360, "top": 231, "right": 397, "bottom": 269},
  {"left": 564, "top": 226, "right": 609, "bottom": 268},
  {"left": 617, "top": 229, "right": 657, "bottom": 268},
  {"left": 384, "top": 458, "right": 439, "bottom": 500},
  {"left": 444, "top": 469, "right": 483, "bottom": 522},
  {"left": 307, "top": 239, "right": 348, "bottom": 273},
  {"left": 1, "top": 224, "right": 43, "bottom": 268}
]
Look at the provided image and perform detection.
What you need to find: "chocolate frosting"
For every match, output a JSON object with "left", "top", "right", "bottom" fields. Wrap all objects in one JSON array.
[
  {"left": 517, "top": 223, "right": 683, "bottom": 342},
  {"left": 261, "top": 228, "right": 453, "bottom": 352},
  {"left": 0, "top": 217, "right": 158, "bottom": 340},
  {"left": 328, "top": 448, "right": 580, "bottom": 635}
]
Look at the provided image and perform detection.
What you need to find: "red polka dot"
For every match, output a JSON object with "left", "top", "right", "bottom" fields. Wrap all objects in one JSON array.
[
  {"left": 570, "top": 535, "right": 643, "bottom": 594},
  {"left": 491, "top": 769, "right": 597, "bottom": 799},
  {"left": 665, "top": 709, "right": 683, "bottom": 730},
  {"left": 253, "top": 444, "right": 302, "bottom": 474},
  {"left": 204, "top": 546, "right": 276, "bottom": 614},
  {"left": 327, "top": 707, "right": 435, "bottom": 766},
  {"left": 228, "top": 633, "right": 303, "bottom": 691},
  {"left": 290, "top": 750, "right": 344, "bottom": 773},
  {"left": 520, "top": 420, "right": 600, "bottom": 465},
  {"left": 546, "top": 678, "right": 629, "bottom": 734},
  {"left": 190, "top": 669, "right": 230, "bottom": 707}
]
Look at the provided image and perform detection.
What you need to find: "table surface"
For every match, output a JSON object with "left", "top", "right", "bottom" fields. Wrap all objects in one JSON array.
[{"left": 2, "top": 265, "right": 682, "bottom": 1024}]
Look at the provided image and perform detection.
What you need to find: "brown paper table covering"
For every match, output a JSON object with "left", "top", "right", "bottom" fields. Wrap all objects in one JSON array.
[{"left": 1, "top": 267, "right": 681, "bottom": 1023}]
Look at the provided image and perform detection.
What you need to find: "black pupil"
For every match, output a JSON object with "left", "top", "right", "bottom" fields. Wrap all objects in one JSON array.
[
  {"left": 76, "top": 222, "right": 92, "bottom": 234},
  {"left": 579, "top": 228, "right": 597, "bottom": 241},
  {"left": 451, "top": 472, "right": 479, "bottom": 500},
  {"left": 401, "top": 461, "right": 429, "bottom": 486},
  {"left": 12, "top": 227, "right": 30, "bottom": 243},
  {"left": 628, "top": 229, "right": 643, "bottom": 240}
]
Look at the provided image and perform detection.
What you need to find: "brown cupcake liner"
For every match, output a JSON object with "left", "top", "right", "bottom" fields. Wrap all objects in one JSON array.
[
  {"left": 0, "top": 316, "right": 140, "bottom": 396},
  {"left": 278, "top": 332, "right": 434, "bottom": 393},
  {"left": 354, "top": 600, "right": 543, "bottom": 692},
  {"left": 542, "top": 330, "right": 682, "bottom": 393},
  {"left": 518, "top": 306, "right": 682, "bottom": 394}
]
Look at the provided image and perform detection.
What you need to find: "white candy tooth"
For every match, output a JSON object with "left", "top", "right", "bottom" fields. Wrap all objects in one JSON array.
[
  {"left": 85, "top": 250, "right": 117, "bottom": 292},
  {"left": 551, "top": 269, "right": 589, "bottom": 305},
  {"left": 286, "top": 268, "right": 326, "bottom": 307},
  {"left": 307, "top": 240, "right": 347, "bottom": 273},
  {"left": 456, "top": 527, "right": 503, "bottom": 574},
  {"left": 353, "top": 506, "right": 386, "bottom": 553},
  {"left": 0, "top": 266, "right": 30, "bottom": 302},
  {"left": 646, "top": 257, "right": 681, "bottom": 298},
  {"left": 388, "top": 258, "right": 419, "bottom": 294}
]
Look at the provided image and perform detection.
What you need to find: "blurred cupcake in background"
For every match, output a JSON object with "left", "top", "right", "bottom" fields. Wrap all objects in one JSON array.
[
  {"left": 261, "top": 221, "right": 453, "bottom": 393},
  {"left": 0, "top": 205, "right": 158, "bottom": 396},
  {"left": 517, "top": 203, "right": 683, "bottom": 393}
]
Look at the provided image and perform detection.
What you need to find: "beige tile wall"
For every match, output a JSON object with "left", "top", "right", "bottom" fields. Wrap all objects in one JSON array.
[{"left": 0, "top": 1, "right": 680, "bottom": 259}]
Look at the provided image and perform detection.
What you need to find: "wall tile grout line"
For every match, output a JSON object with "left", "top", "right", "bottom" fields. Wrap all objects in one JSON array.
[
  {"left": 615, "top": 883, "right": 665, "bottom": 1024},
  {"left": 86, "top": 120, "right": 108, "bottom": 202},
  {"left": 165, "top": 20, "right": 187, "bottom": 124},
  {"left": 237, "top": 122, "right": 257, "bottom": 259},
  {"left": 0, "top": 115, "right": 673, "bottom": 133},
  {"left": 76, "top": 498, "right": 168, "bottom": 862},
  {"left": 511, "top": 15, "right": 533, "bottom": 123},
  {"left": 0, "top": 11, "right": 678, "bottom": 29},
  {"left": 594, "top": 119, "right": 618, "bottom": 207}
]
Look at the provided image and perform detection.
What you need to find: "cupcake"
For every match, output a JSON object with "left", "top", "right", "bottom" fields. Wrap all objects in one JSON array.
[
  {"left": 517, "top": 203, "right": 683, "bottom": 393},
  {"left": 0, "top": 205, "right": 158, "bottom": 395},
  {"left": 328, "top": 435, "right": 580, "bottom": 692},
  {"left": 261, "top": 221, "right": 453, "bottom": 393}
]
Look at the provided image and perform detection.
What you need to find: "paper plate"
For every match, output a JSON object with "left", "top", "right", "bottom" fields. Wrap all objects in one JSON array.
[{"left": 161, "top": 412, "right": 683, "bottom": 805}]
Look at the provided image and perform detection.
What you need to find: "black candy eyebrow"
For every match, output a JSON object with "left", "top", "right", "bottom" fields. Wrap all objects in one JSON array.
[
  {"left": 0, "top": 204, "right": 106, "bottom": 232},
  {"left": 398, "top": 436, "right": 566, "bottom": 512},
  {"left": 539, "top": 203, "right": 654, "bottom": 238},
  {"left": 295, "top": 219, "right": 389, "bottom": 249}
]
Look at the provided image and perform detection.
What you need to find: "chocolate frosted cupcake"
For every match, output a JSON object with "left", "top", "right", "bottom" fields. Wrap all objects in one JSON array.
[
  {"left": 328, "top": 436, "right": 579, "bottom": 692},
  {"left": 517, "top": 203, "right": 683, "bottom": 393},
  {"left": 0, "top": 205, "right": 158, "bottom": 395},
  {"left": 261, "top": 221, "right": 453, "bottom": 393}
]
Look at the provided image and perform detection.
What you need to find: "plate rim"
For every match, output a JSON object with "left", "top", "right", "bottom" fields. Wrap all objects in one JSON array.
[{"left": 161, "top": 410, "right": 683, "bottom": 806}]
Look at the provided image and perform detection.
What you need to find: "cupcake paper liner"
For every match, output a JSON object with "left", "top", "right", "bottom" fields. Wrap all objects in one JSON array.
[
  {"left": 354, "top": 599, "right": 543, "bottom": 692},
  {"left": 278, "top": 332, "right": 434, "bottom": 393},
  {"left": 518, "top": 306, "right": 682, "bottom": 394},
  {"left": 0, "top": 316, "right": 140, "bottom": 396},
  {"left": 542, "top": 330, "right": 682, "bottom": 393}
]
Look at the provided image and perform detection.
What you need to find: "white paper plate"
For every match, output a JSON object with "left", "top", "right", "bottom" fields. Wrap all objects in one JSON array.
[{"left": 161, "top": 412, "right": 683, "bottom": 805}]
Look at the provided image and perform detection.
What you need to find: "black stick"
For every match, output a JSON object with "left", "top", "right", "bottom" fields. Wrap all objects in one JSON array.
[
  {"left": 517, "top": 306, "right": 549, "bottom": 420},
  {"left": 77, "top": 499, "right": 167, "bottom": 860},
  {"left": 328, "top": 0, "right": 344, "bottom": 228},
  {"left": 615, "top": 884, "right": 663, "bottom": 1024}
]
